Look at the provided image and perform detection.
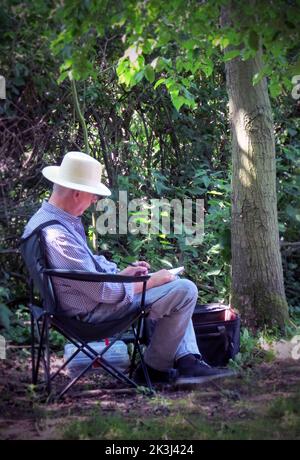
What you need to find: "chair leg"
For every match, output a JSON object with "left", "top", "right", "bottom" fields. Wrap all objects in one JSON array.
[
  {"left": 31, "top": 315, "right": 46, "bottom": 385},
  {"left": 129, "top": 318, "right": 154, "bottom": 393},
  {"left": 33, "top": 316, "right": 52, "bottom": 394},
  {"left": 44, "top": 317, "right": 52, "bottom": 394},
  {"left": 134, "top": 340, "right": 154, "bottom": 393},
  {"left": 53, "top": 334, "right": 146, "bottom": 400},
  {"left": 129, "top": 325, "right": 138, "bottom": 377},
  {"left": 34, "top": 317, "right": 46, "bottom": 385},
  {"left": 30, "top": 311, "right": 154, "bottom": 399},
  {"left": 31, "top": 312, "right": 37, "bottom": 384}
]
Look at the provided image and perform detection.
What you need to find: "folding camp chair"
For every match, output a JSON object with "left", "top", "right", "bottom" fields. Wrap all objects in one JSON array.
[{"left": 20, "top": 220, "right": 153, "bottom": 399}]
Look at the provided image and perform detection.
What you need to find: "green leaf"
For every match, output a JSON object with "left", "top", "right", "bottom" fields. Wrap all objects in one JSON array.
[
  {"left": 213, "top": 36, "right": 229, "bottom": 48},
  {"left": 116, "top": 58, "right": 128, "bottom": 76},
  {"left": 157, "top": 30, "right": 172, "bottom": 46},
  {"left": 134, "top": 70, "right": 144, "bottom": 83},
  {"left": 223, "top": 50, "right": 240, "bottom": 62},
  {"left": 0, "top": 287, "right": 10, "bottom": 300},
  {"left": 248, "top": 30, "right": 259, "bottom": 51},
  {"left": 142, "top": 39, "right": 154, "bottom": 54},
  {"left": 157, "top": 258, "right": 173, "bottom": 268},
  {"left": 0, "top": 303, "right": 11, "bottom": 330},
  {"left": 207, "top": 269, "right": 221, "bottom": 276},
  {"left": 59, "top": 59, "right": 73, "bottom": 72},
  {"left": 269, "top": 80, "right": 282, "bottom": 98},
  {"left": 287, "top": 60, "right": 300, "bottom": 76},
  {"left": 286, "top": 205, "right": 300, "bottom": 222},
  {"left": 154, "top": 57, "right": 168, "bottom": 72},
  {"left": 176, "top": 57, "right": 185, "bottom": 72},
  {"left": 57, "top": 70, "right": 69, "bottom": 84},
  {"left": 144, "top": 65, "right": 155, "bottom": 83},
  {"left": 278, "top": 222, "right": 286, "bottom": 233},
  {"left": 203, "top": 176, "right": 211, "bottom": 188},
  {"left": 241, "top": 47, "right": 257, "bottom": 61},
  {"left": 208, "top": 190, "right": 223, "bottom": 196},
  {"left": 270, "top": 41, "right": 284, "bottom": 59},
  {"left": 287, "top": 128, "right": 297, "bottom": 137},
  {"left": 118, "top": 64, "right": 137, "bottom": 87},
  {"left": 200, "top": 61, "right": 213, "bottom": 77},
  {"left": 154, "top": 78, "right": 166, "bottom": 89},
  {"left": 182, "top": 38, "right": 198, "bottom": 50},
  {"left": 171, "top": 94, "right": 186, "bottom": 111},
  {"left": 182, "top": 87, "right": 194, "bottom": 101},
  {"left": 253, "top": 66, "right": 271, "bottom": 86}
]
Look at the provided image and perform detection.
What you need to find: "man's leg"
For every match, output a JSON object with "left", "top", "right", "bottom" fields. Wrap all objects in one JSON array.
[
  {"left": 175, "top": 319, "right": 200, "bottom": 360},
  {"left": 84, "top": 278, "right": 235, "bottom": 383},
  {"left": 131, "top": 278, "right": 200, "bottom": 371},
  {"left": 133, "top": 279, "right": 236, "bottom": 384}
]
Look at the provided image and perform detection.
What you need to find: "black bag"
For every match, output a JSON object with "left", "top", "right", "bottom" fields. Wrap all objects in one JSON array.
[
  {"left": 143, "top": 303, "right": 240, "bottom": 367},
  {"left": 192, "top": 303, "right": 240, "bottom": 367}
]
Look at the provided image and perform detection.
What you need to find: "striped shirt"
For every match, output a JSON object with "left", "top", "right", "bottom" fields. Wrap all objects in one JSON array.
[{"left": 22, "top": 201, "right": 134, "bottom": 318}]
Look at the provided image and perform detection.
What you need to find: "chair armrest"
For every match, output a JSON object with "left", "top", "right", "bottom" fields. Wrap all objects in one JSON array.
[{"left": 43, "top": 268, "right": 151, "bottom": 283}]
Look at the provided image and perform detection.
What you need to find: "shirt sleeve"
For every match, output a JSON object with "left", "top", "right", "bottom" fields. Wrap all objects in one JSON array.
[
  {"left": 94, "top": 254, "right": 119, "bottom": 273},
  {"left": 43, "top": 227, "right": 134, "bottom": 308}
]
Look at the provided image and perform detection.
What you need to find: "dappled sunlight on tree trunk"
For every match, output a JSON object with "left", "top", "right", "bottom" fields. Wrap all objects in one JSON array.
[{"left": 222, "top": 4, "right": 289, "bottom": 330}]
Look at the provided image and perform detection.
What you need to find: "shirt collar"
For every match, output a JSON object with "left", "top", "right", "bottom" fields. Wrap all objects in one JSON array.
[{"left": 42, "top": 200, "right": 82, "bottom": 226}]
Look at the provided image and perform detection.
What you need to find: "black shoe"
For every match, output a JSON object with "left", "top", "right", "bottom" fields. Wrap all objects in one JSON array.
[
  {"left": 175, "top": 354, "right": 236, "bottom": 384},
  {"left": 133, "top": 362, "right": 178, "bottom": 385}
]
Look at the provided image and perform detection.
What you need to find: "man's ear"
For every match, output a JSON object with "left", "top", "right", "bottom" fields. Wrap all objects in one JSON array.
[{"left": 72, "top": 190, "right": 81, "bottom": 201}]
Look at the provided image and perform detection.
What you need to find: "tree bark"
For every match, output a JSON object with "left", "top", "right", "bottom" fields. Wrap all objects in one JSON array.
[{"left": 222, "top": 9, "right": 289, "bottom": 331}]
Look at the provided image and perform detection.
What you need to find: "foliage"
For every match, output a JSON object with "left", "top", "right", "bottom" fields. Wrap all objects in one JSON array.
[
  {"left": 230, "top": 328, "right": 275, "bottom": 371},
  {"left": 49, "top": 0, "right": 299, "bottom": 328},
  {"left": 0, "top": 0, "right": 299, "bottom": 340},
  {"left": 2, "top": 303, "right": 66, "bottom": 350},
  {"left": 0, "top": 287, "right": 12, "bottom": 330},
  {"left": 4, "top": 305, "right": 31, "bottom": 345},
  {"left": 274, "top": 95, "right": 300, "bottom": 310},
  {"left": 49, "top": 0, "right": 300, "bottom": 106}
]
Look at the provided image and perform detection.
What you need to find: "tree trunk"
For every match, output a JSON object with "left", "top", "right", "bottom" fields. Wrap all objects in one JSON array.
[{"left": 222, "top": 14, "right": 289, "bottom": 331}]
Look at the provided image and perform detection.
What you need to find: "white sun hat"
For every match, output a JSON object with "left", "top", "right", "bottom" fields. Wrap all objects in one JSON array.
[{"left": 42, "top": 151, "right": 111, "bottom": 196}]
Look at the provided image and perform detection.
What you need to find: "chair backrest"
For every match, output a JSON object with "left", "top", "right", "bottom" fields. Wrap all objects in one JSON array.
[
  {"left": 20, "top": 221, "right": 62, "bottom": 314},
  {"left": 20, "top": 220, "right": 149, "bottom": 339}
]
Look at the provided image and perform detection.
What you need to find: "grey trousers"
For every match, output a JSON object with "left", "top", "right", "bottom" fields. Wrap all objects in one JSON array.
[
  {"left": 85, "top": 278, "right": 200, "bottom": 371},
  {"left": 130, "top": 278, "right": 200, "bottom": 370}
]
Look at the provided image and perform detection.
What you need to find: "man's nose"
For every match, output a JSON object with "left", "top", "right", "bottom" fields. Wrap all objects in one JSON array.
[{"left": 92, "top": 194, "right": 100, "bottom": 203}]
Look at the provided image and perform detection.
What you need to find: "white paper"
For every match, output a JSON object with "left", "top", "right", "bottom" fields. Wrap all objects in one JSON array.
[
  {"left": 168, "top": 266, "right": 185, "bottom": 276},
  {"left": 149, "top": 266, "right": 185, "bottom": 276}
]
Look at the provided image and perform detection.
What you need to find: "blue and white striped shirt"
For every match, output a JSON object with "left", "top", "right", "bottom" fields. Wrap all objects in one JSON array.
[{"left": 22, "top": 201, "right": 134, "bottom": 318}]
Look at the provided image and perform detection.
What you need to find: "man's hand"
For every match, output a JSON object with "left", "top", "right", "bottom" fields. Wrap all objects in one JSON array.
[
  {"left": 119, "top": 261, "right": 150, "bottom": 277},
  {"left": 130, "top": 261, "right": 151, "bottom": 271},
  {"left": 134, "top": 269, "right": 176, "bottom": 294},
  {"left": 119, "top": 265, "right": 148, "bottom": 277},
  {"left": 148, "top": 269, "right": 176, "bottom": 288}
]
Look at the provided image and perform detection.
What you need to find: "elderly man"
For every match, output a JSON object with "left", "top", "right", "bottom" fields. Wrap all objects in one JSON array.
[{"left": 22, "top": 151, "right": 232, "bottom": 384}]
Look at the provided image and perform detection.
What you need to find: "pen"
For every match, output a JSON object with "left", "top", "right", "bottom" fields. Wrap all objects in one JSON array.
[{"left": 129, "top": 262, "right": 149, "bottom": 267}]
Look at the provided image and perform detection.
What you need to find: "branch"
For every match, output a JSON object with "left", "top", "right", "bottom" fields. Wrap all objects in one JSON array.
[
  {"left": 280, "top": 241, "right": 300, "bottom": 255},
  {"left": 280, "top": 241, "right": 300, "bottom": 248},
  {"left": 70, "top": 76, "right": 90, "bottom": 154}
]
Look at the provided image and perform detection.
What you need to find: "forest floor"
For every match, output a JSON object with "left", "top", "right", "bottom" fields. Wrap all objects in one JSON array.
[{"left": 0, "top": 345, "right": 300, "bottom": 440}]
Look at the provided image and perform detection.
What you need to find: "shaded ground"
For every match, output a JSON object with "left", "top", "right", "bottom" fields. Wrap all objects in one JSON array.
[{"left": 0, "top": 349, "right": 300, "bottom": 440}]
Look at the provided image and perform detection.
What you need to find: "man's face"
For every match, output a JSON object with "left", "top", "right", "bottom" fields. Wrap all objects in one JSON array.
[{"left": 74, "top": 191, "right": 100, "bottom": 215}]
